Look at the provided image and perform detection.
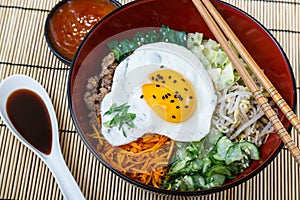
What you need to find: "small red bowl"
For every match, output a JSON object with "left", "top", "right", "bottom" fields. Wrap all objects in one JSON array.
[
  {"left": 68, "top": 0, "right": 296, "bottom": 195},
  {"left": 44, "top": 0, "right": 121, "bottom": 65}
]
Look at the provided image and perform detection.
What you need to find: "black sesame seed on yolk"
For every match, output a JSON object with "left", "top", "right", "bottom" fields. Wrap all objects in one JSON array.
[{"left": 142, "top": 69, "right": 196, "bottom": 123}]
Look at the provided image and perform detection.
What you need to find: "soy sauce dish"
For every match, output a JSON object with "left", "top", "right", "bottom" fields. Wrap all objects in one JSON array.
[
  {"left": 44, "top": 0, "right": 121, "bottom": 65},
  {"left": 68, "top": 0, "right": 296, "bottom": 196}
]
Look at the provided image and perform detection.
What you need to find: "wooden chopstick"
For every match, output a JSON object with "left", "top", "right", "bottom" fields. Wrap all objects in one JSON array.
[
  {"left": 201, "top": 0, "right": 300, "bottom": 135},
  {"left": 192, "top": 0, "right": 300, "bottom": 165}
]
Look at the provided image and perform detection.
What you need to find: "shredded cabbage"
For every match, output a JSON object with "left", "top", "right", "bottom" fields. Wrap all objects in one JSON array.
[{"left": 187, "top": 33, "right": 241, "bottom": 91}]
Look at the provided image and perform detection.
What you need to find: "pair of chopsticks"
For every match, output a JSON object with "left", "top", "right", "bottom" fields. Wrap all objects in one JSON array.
[{"left": 192, "top": 0, "right": 300, "bottom": 165}]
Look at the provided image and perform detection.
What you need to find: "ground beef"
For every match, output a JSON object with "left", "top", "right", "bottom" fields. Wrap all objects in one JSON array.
[{"left": 84, "top": 52, "right": 118, "bottom": 123}]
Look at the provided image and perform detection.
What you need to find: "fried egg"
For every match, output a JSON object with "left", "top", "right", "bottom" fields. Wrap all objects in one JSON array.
[{"left": 100, "top": 42, "right": 217, "bottom": 146}]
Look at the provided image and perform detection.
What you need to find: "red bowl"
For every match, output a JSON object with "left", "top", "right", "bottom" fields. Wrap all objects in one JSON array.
[{"left": 68, "top": 0, "right": 296, "bottom": 195}]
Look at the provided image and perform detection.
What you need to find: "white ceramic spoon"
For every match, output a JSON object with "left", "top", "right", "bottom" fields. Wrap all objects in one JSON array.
[{"left": 0, "top": 75, "right": 85, "bottom": 200}]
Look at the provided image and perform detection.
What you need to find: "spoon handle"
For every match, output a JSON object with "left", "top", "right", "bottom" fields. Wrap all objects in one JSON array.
[{"left": 46, "top": 149, "right": 85, "bottom": 200}]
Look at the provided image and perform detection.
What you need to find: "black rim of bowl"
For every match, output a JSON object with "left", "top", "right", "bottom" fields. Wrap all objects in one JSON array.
[
  {"left": 44, "top": 0, "right": 122, "bottom": 65},
  {"left": 67, "top": 0, "right": 297, "bottom": 196}
]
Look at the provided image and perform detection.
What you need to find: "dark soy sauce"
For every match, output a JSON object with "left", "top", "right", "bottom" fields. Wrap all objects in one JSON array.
[{"left": 6, "top": 89, "right": 52, "bottom": 155}]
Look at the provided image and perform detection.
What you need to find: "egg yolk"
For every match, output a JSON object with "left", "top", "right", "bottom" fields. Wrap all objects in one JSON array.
[{"left": 142, "top": 69, "right": 196, "bottom": 123}]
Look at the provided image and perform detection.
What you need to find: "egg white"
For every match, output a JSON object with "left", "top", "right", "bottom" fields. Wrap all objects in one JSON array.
[{"left": 101, "top": 42, "right": 217, "bottom": 146}]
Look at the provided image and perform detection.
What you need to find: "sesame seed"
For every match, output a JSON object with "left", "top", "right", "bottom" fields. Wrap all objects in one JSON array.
[
  {"left": 160, "top": 65, "right": 164, "bottom": 68},
  {"left": 165, "top": 95, "right": 169, "bottom": 99},
  {"left": 172, "top": 115, "right": 176, "bottom": 119},
  {"left": 181, "top": 78, "right": 186, "bottom": 82},
  {"left": 185, "top": 105, "right": 189, "bottom": 108},
  {"left": 156, "top": 84, "right": 160, "bottom": 87},
  {"left": 167, "top": 93, "right": 171, "bottom": 96},
  {"left": 170, "top": 100, "right": 175, "bottom": 103},
  {"left": 184, "top": 88, "right": 188, "bottom": 91},
  {"left": 162, "top": 96, "right": 165, "bottom": 100},
  {"left": 153, "top": 95, "right": 156, "bottom": 99},
  {"left": 162, "top": 80, "right": 166, "bottom": 84},
  {"left": 155, "top": 78, "right": 159, "bottom": 82},
  {"left": 189, "top": 96, "right": 193, "bottom": 99},
  {"left": 151, "top": 76, "right": 154, "bottom": 80},
  {"left": 168, "top": 75, "right": 172, "bottom": 79},
  {"left": 176, "top": 106, "right": 180, "bottom": 109},
  {"left": 140, "top": 95, "right": 144, "bottom": 99},
  {"left": 178, "top": 95, "right": 183, "bottom": 101},
  {"left": 173, "top": 80, "right": 177, "bottom": 84}
]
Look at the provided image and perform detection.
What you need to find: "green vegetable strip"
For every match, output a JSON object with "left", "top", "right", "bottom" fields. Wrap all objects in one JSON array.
[{"left": 107, "top": 25, "right": 187, "bottom": 62}]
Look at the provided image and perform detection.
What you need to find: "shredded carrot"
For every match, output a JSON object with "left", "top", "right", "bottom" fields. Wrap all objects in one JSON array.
[{"left": 89, "top": 123, "right": 175, "bottom": 188}]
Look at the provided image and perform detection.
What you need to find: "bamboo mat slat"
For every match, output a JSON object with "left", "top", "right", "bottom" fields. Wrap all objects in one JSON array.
[{"left": 0, "top": 0, "right": 300, "bottom": 199}]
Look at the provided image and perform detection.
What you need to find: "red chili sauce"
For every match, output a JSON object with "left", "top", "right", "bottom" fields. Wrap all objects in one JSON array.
[
  {"left": 6, "top": 89, "right": 52, "bottom": 155},
  {"left": 48, "top": 0, "right": 118, "bottom": 61}
]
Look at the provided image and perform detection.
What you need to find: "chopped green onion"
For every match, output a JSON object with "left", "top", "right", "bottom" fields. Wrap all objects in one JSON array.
[{"left": 103, "top": 103, "right": 136, "bottom": 137}]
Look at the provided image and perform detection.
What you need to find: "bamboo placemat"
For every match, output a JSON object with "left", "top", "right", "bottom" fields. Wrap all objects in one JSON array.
[{"left": 0, "top": 0, "right": 299, "bottom": 199}]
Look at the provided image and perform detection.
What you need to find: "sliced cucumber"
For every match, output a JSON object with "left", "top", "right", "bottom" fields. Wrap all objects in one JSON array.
[
  {"left": 199, "top": 130, "right": 223, "bottom": 157},
  {"left": 191, "top": 159, "right": 204, "bottom": 172},
  {"left": 183, "top": 176, "right": 195, "bottom": 190},
  {"left": 210, "top": 154, "right": 226, "bottom": 165},
  {"left": 204, "top": 174, "right": 226, "bottom": 188},
  {"left": 168, "top": 159, "right": 188, "bottom": 175},
  {"left": 225, "top": 143, "right": 244, "bottom": 165},
  {"left": 239, "top": 141, "right": 260, "bottom": 160},
  {"left": 192, "top": 174, "right": 206, "bottom": 188},
  {"left": 206, "top": 165, "right": 232, "bottom": 177},
  {"left": 163, "top": 133, "right": 261, "bottom": 190},
  {"left": 213, "top": 136, "right": 233, "bottom": 161},
  {"left": 202, "top": 157, "right": 212, "bottom": 174}
]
